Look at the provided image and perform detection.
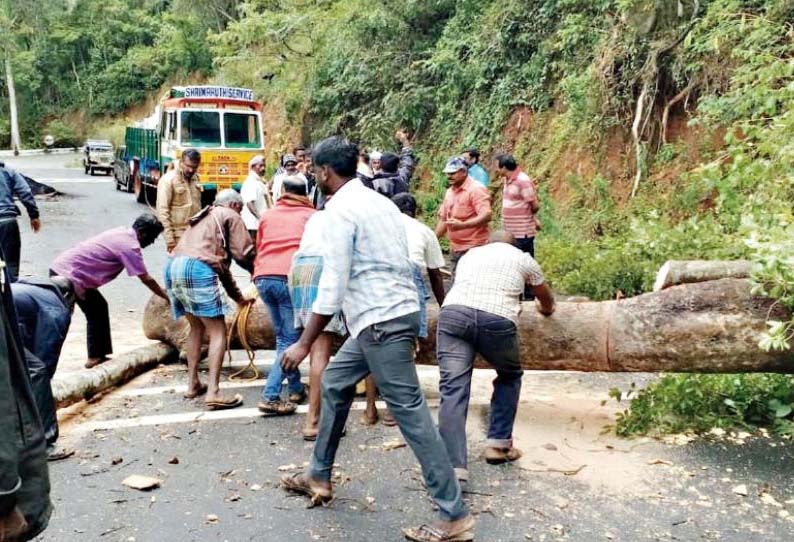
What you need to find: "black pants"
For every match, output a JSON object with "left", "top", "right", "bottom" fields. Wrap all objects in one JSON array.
[
  {"left": 0, "top": 218, "right": 21, "bottom": 282},
  {"left": 76, "top": 289, "right": 112, "bottom": 359},
  {"left": 514, "top": 236, "right": 535, "bottom": 299}
]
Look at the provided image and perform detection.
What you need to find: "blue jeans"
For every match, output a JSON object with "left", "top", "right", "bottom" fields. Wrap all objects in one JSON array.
[
  {"left": 309, "top": 312, "right": 467, "bottom": 522},
  {"left": 255, "top": 276, "right": 305, "bottom": 401},
  {"left": 437, "top": 305, "right": 523, "bottom": 476}
]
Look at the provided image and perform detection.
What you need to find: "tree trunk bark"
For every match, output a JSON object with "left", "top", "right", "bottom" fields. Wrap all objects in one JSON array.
[
  {"left": 653, "top": 260, "right": 752, "bottom": 291},
  {"left": 51, "top": 343, "right": 177, "bottom": 409},
  {"left": 144, "top": 278, "right": 792, "bottom": 373},
  {"left": 4, "top": 54, "right": 20, "bottom": 155}
]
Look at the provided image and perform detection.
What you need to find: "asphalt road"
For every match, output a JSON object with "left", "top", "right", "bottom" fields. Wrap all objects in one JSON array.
[{"left": 3, "top": 154, "right": 793, "bottom": 541}]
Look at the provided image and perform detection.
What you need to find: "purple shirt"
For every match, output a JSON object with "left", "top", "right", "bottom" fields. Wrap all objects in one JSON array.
[{"left": 50, "top": 227, "right": 148, "bottom": 298}]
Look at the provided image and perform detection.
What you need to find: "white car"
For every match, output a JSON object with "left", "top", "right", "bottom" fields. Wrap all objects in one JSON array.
[{"left": 82, "top": 140, "right": 115, "bottom": 176}]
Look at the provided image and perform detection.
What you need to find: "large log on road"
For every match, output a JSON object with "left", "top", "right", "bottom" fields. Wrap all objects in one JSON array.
[{"left": 143, "top": 278, "right": 793, "bottom": 373}]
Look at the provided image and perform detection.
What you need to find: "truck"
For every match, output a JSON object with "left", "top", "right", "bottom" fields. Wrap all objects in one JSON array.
[{"left": 119, "top": 85, "right": 266, "bottom": 205}]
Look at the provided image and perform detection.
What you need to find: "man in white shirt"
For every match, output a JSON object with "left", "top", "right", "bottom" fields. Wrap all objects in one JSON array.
[
  {"left": 280, "top": 137, "right": 474, "bottom": 542},
  {"left": 272, "top": 154, "right": 309, "bottom": 202},
  {"left": 240, "top": 155, "right": 270, "bottom": 240},
  {"left": 437, "top": 230, "right": 555, "bottom": 483}
]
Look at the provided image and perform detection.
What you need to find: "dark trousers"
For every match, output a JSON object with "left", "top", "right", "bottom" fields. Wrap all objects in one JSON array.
[
  {"left": 514, "top": 236, "right": 535, "bottom": 299},
  {"left": 76, "top": 289, "right": 113, "bottom": 359},
  {"left": 0, "top": 218, "right": 21, "bottom": 282},
  {"left": 437, "top": 305, "right": 523, "bottom": 476},
  {"left": 449, "top": 250, "right": 468, "bottom": 283},
  {"left": 310, "top": 312, "right": 467, "bottom": 521},
  {"left": 25, "top": 350, "right": 59, "bottom": 444}
]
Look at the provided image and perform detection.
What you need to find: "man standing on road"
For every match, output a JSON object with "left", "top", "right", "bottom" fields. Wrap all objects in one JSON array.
[
  {"left": 462, "top": 147, "right": 489, "bottom": 188},
  {"left": 496, "top": 154, "right": 540, "bottom": 298},
  {"left": 436, "top": 157, "right": 492, "bottom": 276},
  {"left": 156, "top": 149, "right": 202, "bottom": 253},
  {"left": 253, "top": 176, "right": 314, "bottom": 416},
  {"left": 0, "top": 163, "right": 41, "bottom": 282},
  {"left": 272, "top": 154, "right": 309, "bottom": 202},
  {"left": 437, "top": 230, "right": 555, "bottom": 483},
  {"left": 49, "top": 214, "right": 169, "bottom": 369},
  {"left": 165, "top": 190, "right": 254, "bottom": 411},
  {"left": 240, "top": 155, "right": 271, "bottom": 241},
  {"left": 279, "top": 137, "right": 475, "bottom": 542}
]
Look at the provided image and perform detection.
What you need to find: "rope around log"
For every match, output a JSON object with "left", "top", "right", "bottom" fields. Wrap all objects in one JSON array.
[{"left": 225, "top": 299, "right": 260, "bottom": 381}]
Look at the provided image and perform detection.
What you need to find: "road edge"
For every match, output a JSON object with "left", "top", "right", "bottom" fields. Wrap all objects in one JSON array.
[{"left": 52, "top": 342, "right": 178, "bottom": 409}]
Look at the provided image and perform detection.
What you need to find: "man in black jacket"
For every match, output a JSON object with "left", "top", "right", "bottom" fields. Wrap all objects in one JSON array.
[
  {"left": 370, "top": 130, "right": 416, "bottom": 198},
  {"left": 0, "top": 258, "right": 53, "bottom": 541}
]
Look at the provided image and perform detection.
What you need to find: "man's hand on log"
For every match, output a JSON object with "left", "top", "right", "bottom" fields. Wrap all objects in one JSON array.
[{"left": 282, "top": 341, "right": 310, "bottom": 371}]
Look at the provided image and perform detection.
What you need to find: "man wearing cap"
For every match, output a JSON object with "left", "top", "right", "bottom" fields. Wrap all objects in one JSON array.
[
  {"left": 272, "top": 154, "right": 309, "bottom": 202},
  {"left": 436, "top": 157, "right": 492, "bottom": 276},
  {"left": 462, "top": 147, "right": 489, "bottom": 188},
  {"left": 240, "top": 155, "right": 271, "bottom": 241},
  {"left": 156, "top": 149, "right": 203, "bottom": 253}
]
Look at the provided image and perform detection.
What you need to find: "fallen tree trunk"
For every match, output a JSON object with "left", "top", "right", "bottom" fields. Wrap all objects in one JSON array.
[
  {"left": 653, "top": 260, "right": 752, "bottom": 291},
  {"left": 144, "top": 279, "right": 792, "bottom": 373},
  {"left": 52, "top": 343, "right": 178, "bottom": 409}
]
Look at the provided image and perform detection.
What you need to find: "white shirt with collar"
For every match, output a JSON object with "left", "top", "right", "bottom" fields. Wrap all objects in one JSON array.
[{"left": 312, "top": 178, "right": 419, "bottom": 337}]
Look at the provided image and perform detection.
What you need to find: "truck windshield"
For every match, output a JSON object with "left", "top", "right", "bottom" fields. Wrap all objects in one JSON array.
[
  {"left": 224, "top": 112, "right": 261, "bottom": 149},
  {"left": 180, "top": 111, "right": 221, "bottom": 147}
]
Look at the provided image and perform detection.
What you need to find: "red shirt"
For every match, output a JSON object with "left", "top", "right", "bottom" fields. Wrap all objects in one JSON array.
[
  {"left": 253, "top": 194, "right": 315, "bottom": 278},
  {"left": 438, "top": 177, "right": 492, "bottom": 252}
]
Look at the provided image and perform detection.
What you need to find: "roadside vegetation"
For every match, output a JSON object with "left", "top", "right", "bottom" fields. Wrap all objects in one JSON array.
[{"left": 2, "top": 0, "right": 794, "bottom": 436}]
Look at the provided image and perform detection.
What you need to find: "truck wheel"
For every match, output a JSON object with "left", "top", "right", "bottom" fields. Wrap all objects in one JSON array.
[{"left": 134, "top": 175, "right": 146, "bottom": 203}]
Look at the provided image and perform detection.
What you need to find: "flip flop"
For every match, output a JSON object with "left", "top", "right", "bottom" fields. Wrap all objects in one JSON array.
[
  {"left": 403, "top": 516, "right": 476, "bottom": 542},
  {"left": 205, "top": 394, "right": 243, "bottom": 411},
  {"left": 183, "top": 383, "right": 208, "bottom": 399},
  {"left": 281, "top": 472, "right": 333, "bottom": 506}
]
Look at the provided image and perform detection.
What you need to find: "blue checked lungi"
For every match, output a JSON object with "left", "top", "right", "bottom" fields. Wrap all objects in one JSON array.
[
  {"left": 289, "top": 254, "right": 346, "bottom": 335},
  {"left": 165, "top": 256, "right": 227, "bottom": 319},
  {"left": 411, "top": 262, "right": 430, "bottom": 339}
]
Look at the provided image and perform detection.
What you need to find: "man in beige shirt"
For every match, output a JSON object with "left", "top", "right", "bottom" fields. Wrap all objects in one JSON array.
[{"left": 156, "top": 149, "right": 203, "bottom": 252}]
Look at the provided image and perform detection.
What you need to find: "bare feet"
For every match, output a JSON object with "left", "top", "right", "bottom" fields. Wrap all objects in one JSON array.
[
  {"left": 359, "top": 410, "right": 379, "bottom": 425},
  {"left": 85, "top": 356, "right": 110, "bottom": 369},
  {"left": 183, "top": 382, "right": 208, "bottom": 399}
]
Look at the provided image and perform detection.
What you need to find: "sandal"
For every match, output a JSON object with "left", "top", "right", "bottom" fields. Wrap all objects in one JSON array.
[
  {"left": 258, "top": 400, "right": 297, "bottom": 416},
  {"left": 484, "top": 447, "right": 522, "bottom": 465},
  {"left": 281, "top": 472, "right": 333, "bottom": 506},
  {"left": 302, "top": 425, "right": 319, "bottom": 441},
  {"left": 205, "top": 394, "right": 243, "bottom": 411},
  {"left": 183, "top": 383, "right": 208, "bottom": 399},
  {"left": 382, "top": 409, "right": 397, "bottom": 427},
  {"left": 288, "top": 389, "right": 307, "bottom": 404},
  {"left": 402, "top": 516, "right": 476, "bottom": 542}
]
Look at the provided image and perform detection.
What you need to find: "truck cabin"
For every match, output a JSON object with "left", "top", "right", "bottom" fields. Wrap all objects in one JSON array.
[{"left": 159, "top": 88, "right": 263, "bottom": 151}]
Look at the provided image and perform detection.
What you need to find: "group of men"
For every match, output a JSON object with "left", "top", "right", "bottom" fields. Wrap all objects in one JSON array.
[{"left": 0, "top": 130, "right": 549, "bottom": 541}]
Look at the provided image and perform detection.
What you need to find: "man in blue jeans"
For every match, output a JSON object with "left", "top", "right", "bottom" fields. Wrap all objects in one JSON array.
[
  {"left": 280, "top": 137, "right": 474, "bottom": 542},
  {"left": 437, "top": 230, "right": 555, "bottom": 483},
  {"left": 253, "top": 176, "right": 315, "bottom": 415}
]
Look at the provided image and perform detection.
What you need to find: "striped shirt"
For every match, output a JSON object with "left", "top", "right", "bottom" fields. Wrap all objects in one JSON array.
[
  {"left": 313, "top": 179, "right": 419, "bottom": 337},
  {"left": 502, "top": 169, "right": 537, "bottom": 238},
  {"left": 443, "top": 242, "right": 544, "bottom": 324}
]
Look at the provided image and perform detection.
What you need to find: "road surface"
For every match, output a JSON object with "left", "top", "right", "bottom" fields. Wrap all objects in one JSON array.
[{"left": 2, "top": 154, "right": 792, "bottom": 541}]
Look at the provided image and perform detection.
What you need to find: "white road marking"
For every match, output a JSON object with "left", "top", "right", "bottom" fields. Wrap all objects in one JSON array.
[
  {"left": 76, "top": 398, "right": 483, "bottom": 433},
  {"left": 119, "top": 379, "right": 267, "bottom": 397}
]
